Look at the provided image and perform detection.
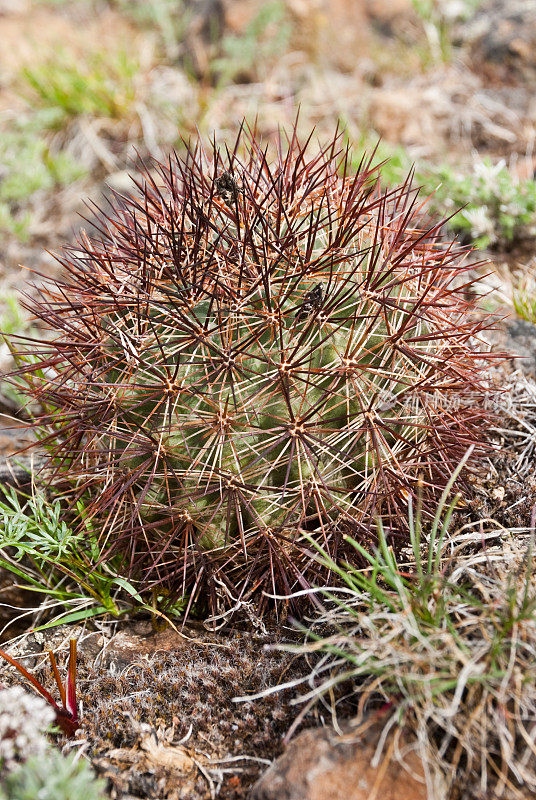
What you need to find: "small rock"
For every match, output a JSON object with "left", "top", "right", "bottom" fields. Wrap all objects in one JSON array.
[{"left": 250, "top": 720, "right": 433, "bottom": 800}]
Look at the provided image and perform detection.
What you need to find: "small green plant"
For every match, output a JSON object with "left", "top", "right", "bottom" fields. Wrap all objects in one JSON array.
[
  {"left": 0, "top": 750, "right": 106, "bottom": 800},
  {"left": 21, "top": 50, "right": 138, "bottom": 123},
  {"left": 0, "top": 123, "right": 85, "bottom": 240},
  {"left": 212, "top": 1, "right": 291, "bottom": 84},
  {"left": 422, "top": 158, "right": 536, "bottom": 248},
  {"left": 0, "top": 489, "right": 184, "bottom": 628},
  {"left": 360, "top": 147, "right": 536, "bottom": 249}
]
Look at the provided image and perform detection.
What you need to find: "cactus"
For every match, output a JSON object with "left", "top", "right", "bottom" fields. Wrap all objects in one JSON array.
[{"left": 13, "top": 124, "right": 499, "bottom": 614}]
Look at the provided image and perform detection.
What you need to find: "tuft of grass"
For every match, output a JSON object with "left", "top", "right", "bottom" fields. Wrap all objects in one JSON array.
[
  {"left": 513, "top": 274, "right": 536, "bottom": 325},
  {"left": 20, "top": 50, "right": 139, "bottom": 124},
  {"left": 266, "top": 452, "right": 536, "bottom": 797}
]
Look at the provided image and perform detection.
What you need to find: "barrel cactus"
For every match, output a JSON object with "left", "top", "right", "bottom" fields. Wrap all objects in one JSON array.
[{"left": 14, "top": 124, "right": 498, "bottom": 614}]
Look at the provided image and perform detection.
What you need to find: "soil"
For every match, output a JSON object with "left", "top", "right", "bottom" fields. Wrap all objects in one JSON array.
[{"left": 0, "top": 621, "right": 318, "bottom": 800}]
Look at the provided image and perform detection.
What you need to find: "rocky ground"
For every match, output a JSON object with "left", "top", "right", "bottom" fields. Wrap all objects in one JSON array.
[{"left": 0, "top": 1, "right": 536, "bottom": 799}]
